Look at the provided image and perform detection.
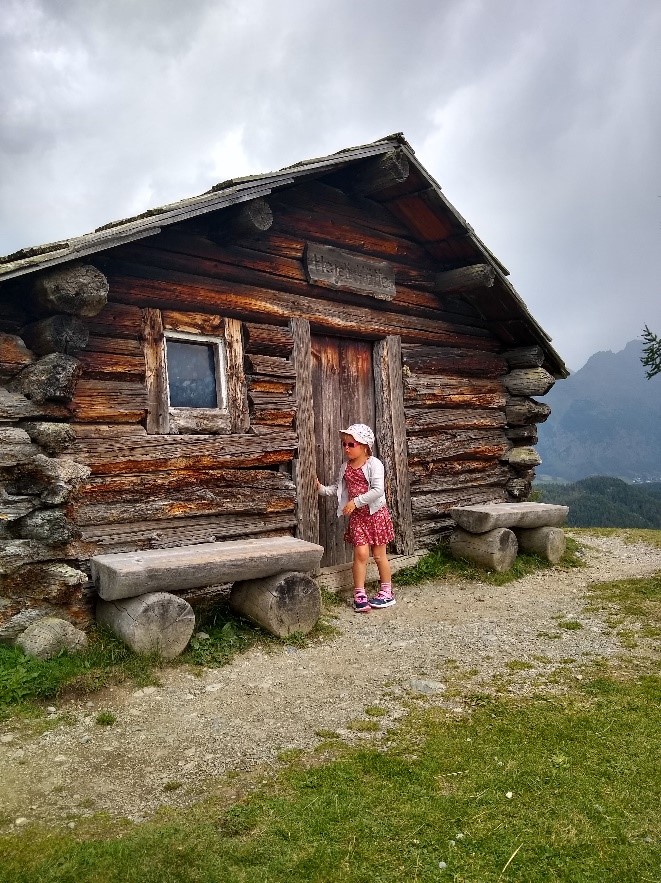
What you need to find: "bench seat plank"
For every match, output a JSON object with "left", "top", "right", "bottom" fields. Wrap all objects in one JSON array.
[
  {"left": 450, "top": 502, "right": 568, "bottom": 534},
  {"left": 92, "top": 536, "right": 324, "bottom": 601}
]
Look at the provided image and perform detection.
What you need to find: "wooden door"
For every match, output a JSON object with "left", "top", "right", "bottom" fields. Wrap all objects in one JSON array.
[{"left": 311, "top": 336, "right": 376, "bottom": 567}]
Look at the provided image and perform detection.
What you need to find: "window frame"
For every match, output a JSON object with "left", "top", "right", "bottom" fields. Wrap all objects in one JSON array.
[{"left": 143, "top": 309, "right": 248, "bottom": 435}]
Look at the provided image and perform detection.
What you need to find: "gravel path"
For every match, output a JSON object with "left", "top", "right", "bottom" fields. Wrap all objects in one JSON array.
[{"left": 2, "top": 532, "right": 660, "bottom": 831}]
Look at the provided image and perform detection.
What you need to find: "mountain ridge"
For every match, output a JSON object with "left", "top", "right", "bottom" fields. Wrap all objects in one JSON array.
[{"left": 536, "top": 340, "right": 661, "bottom": 482}]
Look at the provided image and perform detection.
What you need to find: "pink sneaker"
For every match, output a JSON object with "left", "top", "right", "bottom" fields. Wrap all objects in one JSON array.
[
  {"left": 353, "top": 591, "right": 371, "bottom": 613},
  {"left": 368, "top": 587, "right": 396, "bottom": 609}
]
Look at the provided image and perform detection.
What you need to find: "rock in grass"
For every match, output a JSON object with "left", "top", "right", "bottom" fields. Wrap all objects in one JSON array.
[{"left": 16, "top": 616, "right": 87, "bottom": 659}]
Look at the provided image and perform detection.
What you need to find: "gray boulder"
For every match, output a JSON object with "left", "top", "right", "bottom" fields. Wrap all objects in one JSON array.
[{"left": 16, "top": 616, "right": 87, "bottom": 659}]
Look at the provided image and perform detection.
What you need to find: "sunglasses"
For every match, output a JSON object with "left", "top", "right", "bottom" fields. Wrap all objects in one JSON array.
[{"left": 341, "top": 441, "right": 360, "bottom": 448}]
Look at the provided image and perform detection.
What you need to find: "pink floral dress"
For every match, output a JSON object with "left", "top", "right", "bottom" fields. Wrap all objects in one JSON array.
[{"left": 343, "top": 464, "right": 395, "bottom": 547}]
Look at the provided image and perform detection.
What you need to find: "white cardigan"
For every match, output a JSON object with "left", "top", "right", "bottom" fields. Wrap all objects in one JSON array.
[{"left": 318, "top": 456, "right": 387, "bottom": 518}]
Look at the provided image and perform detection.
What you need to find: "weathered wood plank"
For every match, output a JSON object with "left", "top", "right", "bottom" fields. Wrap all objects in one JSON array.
[
  {"left": 92, "top": 536, "right": 324, "bottom": 601},
  {"left": 405, "top": 408, "right": 506, "bottom": 433},
  {"left": 503, "top": 345, "right": 546, "bottom": 369},
  {"left": 71, "top": 431, "right": 298, "bottom": 474},
  {"left": 0, "top": 333, "right": 35, "bottom": 377},
  {"left": 79, "top": 512, "right": 296, "bottom": 552},
  {"left": 77, "top": 350, "right": 145, "bottom": 380},
  {"left": 70, "top": 379, "right": 147, "bottom": 423},
  {"left": 408, "top": 462, "right": 510, "bottom": 493},
  {"left": 404, "top": 374, "right": 507, "bottom": 409},
  {"left": 304, "top": 243, "right": 396, "bottom": 300},
  {"left": 407, "top": 430, "right": 511, "bottom": 463},
  {"left": 245, "top": 354, "right": 296, "bottom": 377},
  {"left": 141, "top": 308, "right": 168, "bottom": 433},
  {"left": 107, "top": 266, "right": 495, "bottom": 348},
  {"left": 290, "top": 318, "right": 319, "bottom": 546},
  {"left": 225, "top": 317, "right": 250, "bottom": 433},
  {"left": 374, "top": 336, "right": 414, "bottom": 554},
  {"left": 86, "top": 302, "right": 142, "bottom": 338},
  {"left": 450, "top": 502, "right": 569, "bottom": 533},
  {"left": 244, "top": 322, "right": 293, "bottom": 356},
  {"left": 401, "top": 345, "right": 507, "bottom": 378}
]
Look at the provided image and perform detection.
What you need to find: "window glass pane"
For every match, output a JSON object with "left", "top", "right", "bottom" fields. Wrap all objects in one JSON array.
[{"left": 166, "top": 339, "right": 219, "bottom": 408}]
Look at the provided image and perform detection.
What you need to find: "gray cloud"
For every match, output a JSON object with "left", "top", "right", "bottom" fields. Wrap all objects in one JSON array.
[{"left": 1, "top": 0, "right": 659, "bottom": 370}]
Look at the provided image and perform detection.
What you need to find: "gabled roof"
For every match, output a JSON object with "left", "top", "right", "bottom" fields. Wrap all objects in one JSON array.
[{"left": 0, "top": 134, "right": 568, "bottom": 376}]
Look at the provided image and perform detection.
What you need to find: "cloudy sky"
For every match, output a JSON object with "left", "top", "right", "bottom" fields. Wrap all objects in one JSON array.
[{"left": 2, "top": 0, "right": 659, "bottom": 371}]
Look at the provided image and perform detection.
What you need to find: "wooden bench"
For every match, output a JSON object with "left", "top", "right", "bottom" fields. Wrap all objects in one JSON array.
[
  {"left": 92, "top": 536, "right": 325, "bottom": 656},
  {"left": 449, "top": 502, "right": 569, "bottom": 572}
]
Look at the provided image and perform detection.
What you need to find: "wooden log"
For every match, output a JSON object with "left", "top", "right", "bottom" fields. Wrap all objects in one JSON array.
[
  {"left": 433, "top": 264, "right": 496, "bottom": 293},
  {"left": 501, "top": 446, "right": 542, "bottom": 468},
  {"left": 10, "top": 354, "right": 81, "bottom": 402},
  {"left": 69, "top": 484, "right": 296, "bottom": 526},
  {"left": 450, "top": 527, "right": 518, "bottom": 572},
  {"left": 86, "top": 302, "right": 142, "bottom": 338},
  {"left": 353, "top": 149, "right": 410, "bottom": 196},
  {"left": 505, "top": 397, "right": 551, "bottom": 426},
  {"left": 107, "top": 270, "right": 495, "bottom": 349},
  {"left": 70, "top": 379, "right": 147, "bottom": 423},
  {"left": 96, "top": 592, "right": 195, "bottom": 659},
  {"left": 407, "top": 430, "right": 511, "bottom": 463},
  {"left": 412, "top": 486, "right": 507, "bottom": 517},
  {"left": 374, "top": 335, "right": 414, "bottom": 554},
  {"left": 225, "top": 317, "right": 250, "bottom": 432},
  {"left": 503, "top": 345, "right": 546, "bottom": 369},
  {"left": 21, "top": 315, "right": 89, "bottom": 355},
  {"left": 404, "top": 374, "right": 506, "bottom": 409},
  {"left": 405, "top": 408, "right": 506, "bottom": 433},
  {"left": 290, "top": 318, "right": 318, "bottom": 546},
  {"left": 515, "top": 526, "right": 566, "bottom": 564},
  {"left": 85, "top": 335, "right": 143, "bottom": 356},
  {"left": 503, "top": 368, "right": 555, "bottom": 397},
  {"left": 409, "top": 463, "right": 510, "bottom": 494},
  {"left": 74, "top": 466, "right": 295, "bottom": 503},
  {"left": 401, "top": 345, "right": 507, "bottom": 378},
  {"left": 450, "top": 502, "right": 569, "bottom": 533},
  {"left": 91, "top": 536, "right": 324, "bottom": 601},
  {"left": 0, "top": 333, "right": 35, "bottom": 377},
  {"left": 506, "top": 477, "right": 533, "bottom": 500},
  {"left": 230, "top": 570, "right": 321, "bottom": 638},
  {"left": 21, "top": 422, "right": 76, "bottom": 454},
  {"left": 245, "top": 354, "right": 296, "bottom": 377},
  {"left": 71, "top": 431, "right": 297, "bottom": 475},
  {"left": 29, "top": 263, "right": 108, "bottom": 317},
  {"left": 0, "top": 538, "right": 94, "bottom": 575},
  {"left": 211, "top": 197, "right": 273, "bottom": 239},
  {"left": 80, "top": 513, "right": 296, "bottom": 553},
  {"left": 505, "top": 425, "right": 538, "bottom": 444},
  {"left": 244, "top": 322, "right": 293, "bottom": 357},
  {"left": 77, "top": 350, "right": 145, "bottom": 380}
]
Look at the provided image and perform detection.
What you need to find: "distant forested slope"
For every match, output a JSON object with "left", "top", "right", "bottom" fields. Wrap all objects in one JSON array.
[{"left": 536, "top": 476, "right": 661, "bottom": 528}]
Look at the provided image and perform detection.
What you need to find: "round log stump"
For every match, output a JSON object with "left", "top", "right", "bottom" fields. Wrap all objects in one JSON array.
[
  {"left": 516, "top": 526, "right": 566, "bottom": 564},
  {"left": 230, "top": 570, "right": 321, "bottom": 638},
  {"left": 449, "top": 527, "right": 518, "bottom": 572},
  {"left": 96, "top": 592, "right": 195, "bottom": 659}
]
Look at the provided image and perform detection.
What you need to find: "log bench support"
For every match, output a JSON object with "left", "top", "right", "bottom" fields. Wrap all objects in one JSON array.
[
  {"left": 92, "top": 537, "right": 324, "bottom": 654},
  {"left": 448, "top": 502, "right": 569, "bottom": 571}
]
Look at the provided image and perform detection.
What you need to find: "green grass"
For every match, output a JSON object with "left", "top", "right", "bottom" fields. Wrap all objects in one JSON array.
[
  {"left": 394, "top": 536, "right": 584, "bottom": 587},
  {"left": 0, "top": 629, "right": 161, "bottom": 721},
  {"left": 0, "top": 675, "right": 658, "bottom": 882}
]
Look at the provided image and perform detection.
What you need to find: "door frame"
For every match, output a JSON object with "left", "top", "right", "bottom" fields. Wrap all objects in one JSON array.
[{"left": 290, "top": 319, "right": 414, "bottom": 556}]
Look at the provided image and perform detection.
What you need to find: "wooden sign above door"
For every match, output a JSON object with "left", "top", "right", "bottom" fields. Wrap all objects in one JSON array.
[{"left": 304, "top": 243, "right": 396, "bottom": 301}]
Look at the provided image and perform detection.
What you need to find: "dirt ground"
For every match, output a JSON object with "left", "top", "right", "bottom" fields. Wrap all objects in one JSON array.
[{"left": 1, "top": 532, "right": 660, "bottom": 831}]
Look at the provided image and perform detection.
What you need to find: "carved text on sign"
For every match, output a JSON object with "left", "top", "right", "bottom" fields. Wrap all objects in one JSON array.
[{"left": 304, "top": 244, "right": 396, "bottom": 300}]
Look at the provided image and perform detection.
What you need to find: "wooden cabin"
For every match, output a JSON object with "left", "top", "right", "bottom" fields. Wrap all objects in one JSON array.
[{"left": 0, "top": 134, "right": 568, "bottom": 634}]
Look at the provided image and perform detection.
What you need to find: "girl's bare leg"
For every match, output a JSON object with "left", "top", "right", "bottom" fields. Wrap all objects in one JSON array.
[
  {"left": 352, "top": 544, "right": 370, "bottom": 588},
  {"left": 372, "top": 545, "right": 392, "bottom": 583}
]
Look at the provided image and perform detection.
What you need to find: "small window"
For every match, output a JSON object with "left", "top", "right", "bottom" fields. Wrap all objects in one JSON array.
[
  {"left": 143, "top": 310, "right": 248, "bottom": 435},
  {"left": 165, "top": 336, "right": 226, "bottom": 410}
]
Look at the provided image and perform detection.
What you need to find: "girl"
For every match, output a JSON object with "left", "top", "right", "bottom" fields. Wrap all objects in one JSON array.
[{"left": 317, "top": 423, "right": 396, "bottom": 612}]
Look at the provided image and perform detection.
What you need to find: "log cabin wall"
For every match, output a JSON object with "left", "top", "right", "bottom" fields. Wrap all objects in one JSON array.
[{"left": 0, "top": 149, "right": 560, "bottom": 632}]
